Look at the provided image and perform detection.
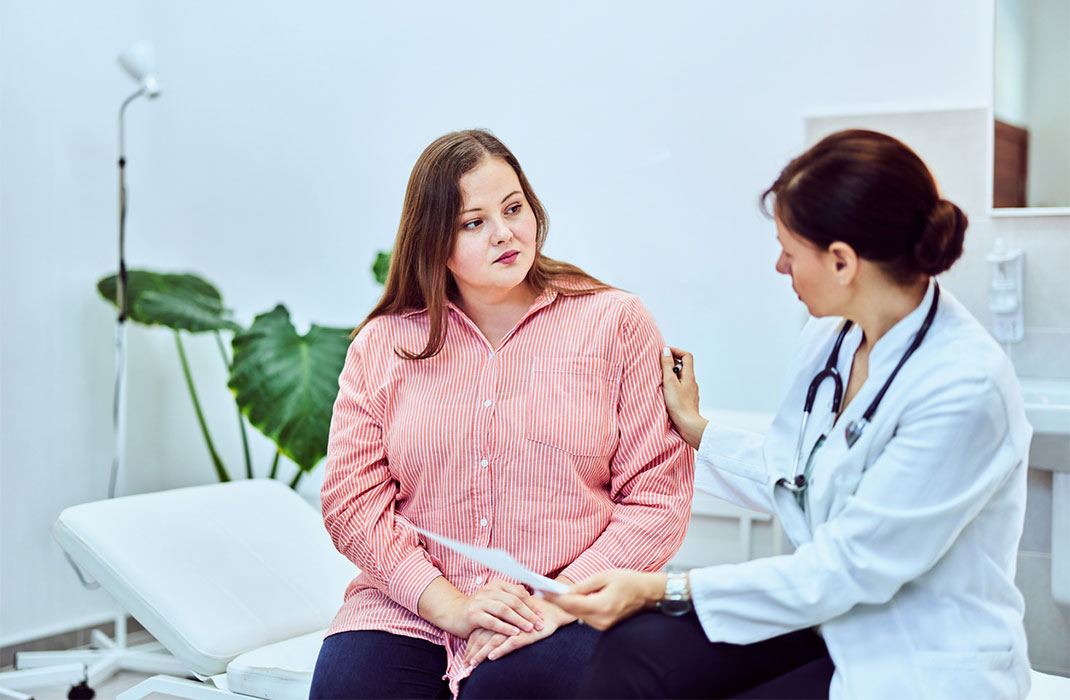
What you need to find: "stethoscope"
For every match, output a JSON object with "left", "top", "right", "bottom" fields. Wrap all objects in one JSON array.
[{"left": 776, "top": 282, "right": 941, "bottom": 502}]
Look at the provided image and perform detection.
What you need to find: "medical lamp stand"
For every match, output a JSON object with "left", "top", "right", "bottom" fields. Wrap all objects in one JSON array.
[{"left": 2, "top": 55, "right": 187, "bottom": 699}]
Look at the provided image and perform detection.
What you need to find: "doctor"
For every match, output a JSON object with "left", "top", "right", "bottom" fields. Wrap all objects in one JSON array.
[{"left": 549, "top": 129, "right": 1033, "bottom": 699}]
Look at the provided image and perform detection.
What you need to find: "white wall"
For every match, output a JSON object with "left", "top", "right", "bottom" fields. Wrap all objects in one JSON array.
[{"left": 0, "top": 0, "right": 995, "bottom": 645}]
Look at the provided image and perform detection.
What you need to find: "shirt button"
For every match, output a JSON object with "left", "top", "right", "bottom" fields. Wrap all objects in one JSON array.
[
  {"left": 480, "top": 518, "right": 488, "bottom": 527},
  {"left": 480, "top": 459, "right": 488, "bottom": 467},
  {"left": 483, "top": 399, "right": 492, "bottom": 407},
  {"left": 475, "top": 575, "right": 484, "bottom": 585}
]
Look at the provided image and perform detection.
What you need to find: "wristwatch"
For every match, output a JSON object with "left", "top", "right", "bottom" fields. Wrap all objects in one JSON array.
[{"left": 658, "top": 570, "right": 692, "bottom": 616}]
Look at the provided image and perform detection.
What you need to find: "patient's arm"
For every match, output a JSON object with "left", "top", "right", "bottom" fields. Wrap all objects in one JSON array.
[{"left": 321, "top": 338, "right": 447, "bottom": 615}]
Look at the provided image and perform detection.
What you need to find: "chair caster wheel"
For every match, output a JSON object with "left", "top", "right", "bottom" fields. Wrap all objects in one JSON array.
[{"left": 68, "top": 681, "right": 95, "bottom": 699}]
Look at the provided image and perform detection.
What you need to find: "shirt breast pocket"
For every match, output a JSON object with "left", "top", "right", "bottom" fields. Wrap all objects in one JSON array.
[{"left": 526, "top": 356, "right": 620, "bottom": 457}]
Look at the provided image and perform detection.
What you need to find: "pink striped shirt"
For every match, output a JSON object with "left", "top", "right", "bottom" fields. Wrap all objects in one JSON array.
[{"left": 321, "top": 285, "right": 694, "bottom": 693}]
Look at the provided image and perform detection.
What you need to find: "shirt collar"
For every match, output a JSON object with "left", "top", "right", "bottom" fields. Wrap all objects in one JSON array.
[{"left": 398, "top": 286, "right": 561, "bottom": 321}]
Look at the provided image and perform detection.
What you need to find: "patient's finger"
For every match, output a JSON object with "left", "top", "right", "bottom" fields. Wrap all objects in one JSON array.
[
  {"left": 465, "top": 629, "right": 497, "bottom": 664},
  {"left": 475, "top": 599, "right": 536, "bottom": 634},
  {"left": 468, "top": 631, "right": 508, "bottom": 666},
  {"left": 475, "top": 610, "right": 521, "bottom": 637},
  {"left": 493, "top": 591, "right": 542, "bottom": 630},
  {"left": 464, "top": 629, "right": 488, "bottom": 663}
]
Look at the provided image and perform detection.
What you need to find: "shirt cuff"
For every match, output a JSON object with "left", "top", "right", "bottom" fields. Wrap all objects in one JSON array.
[
  {"left": 560, "top": 548, "right": 617, "bottom": 583},
  {"left": 387, "top": 548, "right": 444, "bottom": 615},
  {"left": 687, "top": 564, "right": 726, "bottom": 643}
]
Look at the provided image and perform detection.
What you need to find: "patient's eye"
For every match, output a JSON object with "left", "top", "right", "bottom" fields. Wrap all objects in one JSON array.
[
  {"left": 505, "top": 203, "right": 522, "bottom": 215},
  {"left": 462, "top": 218, "right": 483, "bottom": 231}
]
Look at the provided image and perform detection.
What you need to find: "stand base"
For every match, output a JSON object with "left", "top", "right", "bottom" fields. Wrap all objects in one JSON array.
[{"left": 0, "top": 615, "right": 187, "bottom": 699}]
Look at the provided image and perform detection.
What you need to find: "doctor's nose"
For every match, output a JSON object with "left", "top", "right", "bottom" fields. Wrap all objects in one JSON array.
[{"left": 775, "top": 251, "right": 791, "bottom": 276}]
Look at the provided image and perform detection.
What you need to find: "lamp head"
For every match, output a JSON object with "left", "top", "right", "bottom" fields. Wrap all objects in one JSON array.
[{"left": 119, "top": 41, "right": 161, "bottom": 98}]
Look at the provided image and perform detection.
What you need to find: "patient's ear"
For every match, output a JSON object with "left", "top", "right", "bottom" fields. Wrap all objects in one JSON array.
[{"left": 827, "top": 241, "right": 858, "bottom": 285}]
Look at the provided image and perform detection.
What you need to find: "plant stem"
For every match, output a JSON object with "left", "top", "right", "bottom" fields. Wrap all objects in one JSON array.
[
  {"left": 289, "top": 468, "right": 303, "bottom": 490},
  {"left": 269, "top": 449, "right": 280, "bottom": 480},
  {"left": 215, "top": 330, "right": 253, "bottom": 479},
  {"left": 175, "top": 332, "right": 231, "bottom": 482}
]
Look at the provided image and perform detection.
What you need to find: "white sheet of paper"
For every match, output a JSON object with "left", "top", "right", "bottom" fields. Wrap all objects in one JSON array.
[{"left": 414, "top": 527, "right": 569, "bottom": 595}]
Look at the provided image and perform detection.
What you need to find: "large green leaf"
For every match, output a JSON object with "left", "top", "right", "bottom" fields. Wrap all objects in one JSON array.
[
  {"left": 229, "top": 305, "right": 351, "bottom": 472},
  {"left": 372, "top": 250, "right": 391, "bottom": 285},
  {"left": 98, "top": 270, "right": 241, "bottom": 333}
]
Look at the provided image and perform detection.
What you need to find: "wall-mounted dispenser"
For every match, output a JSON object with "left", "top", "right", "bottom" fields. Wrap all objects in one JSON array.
[{"left": 986, "top": 238, "right": 1025, "bottom": 343}]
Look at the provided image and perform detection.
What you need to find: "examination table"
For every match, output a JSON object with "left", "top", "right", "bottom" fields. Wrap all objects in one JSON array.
[
  {"left": 53, "top": 479, "right": 354, "bottom": 700},
  {"left": 51, "top": 479, "right": 1070, "bottom": 699}
]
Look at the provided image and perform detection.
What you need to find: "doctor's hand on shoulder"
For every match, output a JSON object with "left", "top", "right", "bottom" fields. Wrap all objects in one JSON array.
[{"left": 661, "top": 346, "right": 708, "bottom": 450}]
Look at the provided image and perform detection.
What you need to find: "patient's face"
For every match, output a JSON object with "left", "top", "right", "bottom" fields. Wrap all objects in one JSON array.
[{"left": 447, "top": 157, "right": 537, "bottom": 304}]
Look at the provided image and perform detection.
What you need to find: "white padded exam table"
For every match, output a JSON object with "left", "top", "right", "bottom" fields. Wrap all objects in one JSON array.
[{"left": 52, "top": 479, "right": 355, "bottom": 700}]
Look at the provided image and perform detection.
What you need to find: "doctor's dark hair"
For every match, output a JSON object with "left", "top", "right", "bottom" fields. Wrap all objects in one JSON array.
[
  {"left": 357, "top": 129, "right": 608, "bottom": 359},
  {"left": 761, "top": 129, "right": 967, "bottom": 285}
]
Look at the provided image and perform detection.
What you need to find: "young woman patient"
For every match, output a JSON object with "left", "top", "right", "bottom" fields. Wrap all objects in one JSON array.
[{"left": 309, "top": 129, "right": 694, "bottom": 700}]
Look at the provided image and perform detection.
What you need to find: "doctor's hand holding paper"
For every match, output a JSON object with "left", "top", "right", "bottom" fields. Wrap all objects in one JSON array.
[
  {"left": 309, "top": 129, "right": 693, "bottom": 700},
  {"left": 550, "top": 130, "right": 1033, "bottom": 700}
]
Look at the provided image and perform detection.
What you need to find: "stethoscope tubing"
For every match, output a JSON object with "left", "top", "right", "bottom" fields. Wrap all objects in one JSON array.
[{"left": 778, "top": 282, "right": 941, "bottom": 499}]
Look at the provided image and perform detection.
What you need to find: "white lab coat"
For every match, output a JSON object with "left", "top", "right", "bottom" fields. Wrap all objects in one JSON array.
[{"left": 690, "top": 281, "right": 1033, "bottom": 699}]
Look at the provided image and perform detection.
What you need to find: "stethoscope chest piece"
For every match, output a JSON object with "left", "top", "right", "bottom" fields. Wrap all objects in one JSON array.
[{"left": 844, "top": 418, "right": 868, "bottom": 448}]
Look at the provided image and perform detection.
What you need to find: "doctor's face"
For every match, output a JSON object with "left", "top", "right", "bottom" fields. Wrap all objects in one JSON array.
[
  {"left": 775, "top": 217, "right": 841, "bottom": 317},
  {"left": 448, "top": 156, "right": 538, "bottom": 303}
]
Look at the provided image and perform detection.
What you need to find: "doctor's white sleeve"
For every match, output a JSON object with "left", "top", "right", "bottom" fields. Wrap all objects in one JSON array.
[
  {"left": 694, "top": 423, "right": 776, "bottom": 514},
  {"left": 689, "top": 375, "right": 1021, "bottom": 644}
]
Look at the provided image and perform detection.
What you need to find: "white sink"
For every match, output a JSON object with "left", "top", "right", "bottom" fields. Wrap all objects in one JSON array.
[
  {"left": 1017, "top": 379, "right": 1070, "bottom": 610},
  {"left": 1020, "top": 378, "right": 1070, "bottom": 436}
]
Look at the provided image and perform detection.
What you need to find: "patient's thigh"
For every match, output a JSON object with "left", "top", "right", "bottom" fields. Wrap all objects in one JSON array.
[
  {"left": 309, "top": 630, "right": 450, "bottom": 699},
  {"left": 460, "top": 621, "right": 600, "bottom": 699}
]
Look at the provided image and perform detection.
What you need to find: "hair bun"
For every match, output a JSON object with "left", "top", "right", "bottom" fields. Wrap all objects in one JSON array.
[{"left": 914, "top": 199, "right": 966, "bottom": 276}]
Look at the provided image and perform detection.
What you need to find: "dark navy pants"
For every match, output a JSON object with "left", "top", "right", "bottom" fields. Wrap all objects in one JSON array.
[
  {"left": 309, "top": 622, "right": 600, "bottom": 699},
  {"left": 576, "top": 611, "right": 834, "bottom": 699}
]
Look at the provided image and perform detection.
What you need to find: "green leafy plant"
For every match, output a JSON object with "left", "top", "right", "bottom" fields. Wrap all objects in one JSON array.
[
  {"left": 98, "top": 270, "right": 352, "bottom": 489},
  {"left": 372, "top": 250, "right": 391, "bottom": 285}
]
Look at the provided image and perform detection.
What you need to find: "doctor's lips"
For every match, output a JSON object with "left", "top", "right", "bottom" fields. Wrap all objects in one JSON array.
[{"left": 494, "top": 250, "right": 520, "bottom": 264}]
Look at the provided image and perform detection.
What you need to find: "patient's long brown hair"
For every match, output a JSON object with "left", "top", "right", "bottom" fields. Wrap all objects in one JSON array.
[{"left": 358, "top": 129, "right": 608, "bottom": 359}]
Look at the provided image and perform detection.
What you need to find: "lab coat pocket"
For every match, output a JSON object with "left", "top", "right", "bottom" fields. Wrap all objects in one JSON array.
[
  {"left": 526, "top": 356, "right": 619, "bottom": 457},
  {"left": 914, "top": 648, "right": 1020, "bottom": 700}
]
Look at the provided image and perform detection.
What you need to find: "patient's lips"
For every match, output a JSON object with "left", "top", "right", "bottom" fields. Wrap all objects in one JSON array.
[{"left": 495, "top": 250, "right": 519, "bottom": 264}]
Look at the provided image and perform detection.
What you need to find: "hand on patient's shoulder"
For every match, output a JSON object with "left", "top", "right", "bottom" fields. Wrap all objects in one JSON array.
[{"left": 661, "top": 346, "right": 708, "bottom": 449}]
